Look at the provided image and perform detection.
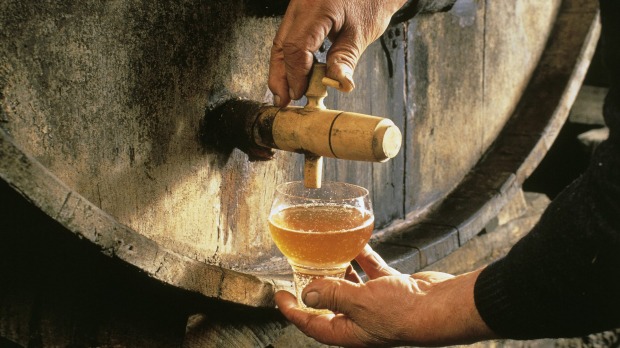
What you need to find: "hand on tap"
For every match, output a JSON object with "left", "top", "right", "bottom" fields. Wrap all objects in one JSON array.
[{"left": 268, "top": 0, "right": 408, "bottom": 107}]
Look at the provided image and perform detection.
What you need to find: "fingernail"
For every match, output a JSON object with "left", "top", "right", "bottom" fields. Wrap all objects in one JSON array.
[
  {"left": 303, "top": 291, "right": 320, "bottom": 307},
  {"left": 344, "top": 72, "right": 355, "bottom": 91},
  {"left": 289, "top": 88, "right": 296, "bottom": 100},
  {"left": 273, "top": 94, "right": 281, "bottom": 106}
]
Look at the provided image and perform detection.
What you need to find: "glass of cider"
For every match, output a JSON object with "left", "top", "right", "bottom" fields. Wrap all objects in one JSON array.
[{"left": 269, "top": 181, "right": 374, "bottom": 313}]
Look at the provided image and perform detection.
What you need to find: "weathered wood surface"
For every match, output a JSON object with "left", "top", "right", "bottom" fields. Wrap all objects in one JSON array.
[
  {"left": 0, "top": 179, "right": 290, "bottom": 347},
  {"left": 0, "top": 0, "right": 599, "bottom": 312},
  {"left": 377, "top": 0, "right": 600, "bottom": 270},
  {"left": 0, "top": 0, "right": 602, "bottom": 346},
  {"left": 0, "top": 0, "right": 301, "bottom": 271}
]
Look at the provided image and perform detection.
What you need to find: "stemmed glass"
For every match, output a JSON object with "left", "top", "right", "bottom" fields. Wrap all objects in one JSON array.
[{"left": 269, "top": 181, "right": 374, "bottom": 313}]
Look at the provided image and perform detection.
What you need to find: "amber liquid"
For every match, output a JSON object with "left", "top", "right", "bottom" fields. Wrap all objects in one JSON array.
[{"left": 269, "top": 204, "right": 374, "bottom": 268}]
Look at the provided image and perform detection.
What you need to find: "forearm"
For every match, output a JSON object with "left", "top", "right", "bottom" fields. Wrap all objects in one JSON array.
[
  {"left": 409, "top": 269, "right": 498, "bottom": 346},
  {"left": 472, "top": 0, "right": 620, "bottom": 339},
  {"left": 474, "top": 136, "right": 620, "bottom": 339}
]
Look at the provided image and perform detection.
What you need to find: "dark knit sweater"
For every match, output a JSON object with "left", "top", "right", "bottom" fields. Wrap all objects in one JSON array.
[{"left": 474, "top": 0, "right": 620, "bottom": 339}]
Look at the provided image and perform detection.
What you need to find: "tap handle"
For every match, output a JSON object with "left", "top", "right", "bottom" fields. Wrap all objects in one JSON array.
[
  {"left": 305, "top": 63, "right": 328, "bottom": 110},
  {"left": 321, "top": 77, "right": 342, "bottom": 90},
  {"left": 305, "top": 63, "right": 349, "bottom": 110}
]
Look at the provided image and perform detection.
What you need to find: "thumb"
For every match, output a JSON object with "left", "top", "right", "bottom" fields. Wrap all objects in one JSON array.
[
  {"left": 325, "top": 35, "right": 362, "bottom": 93},
  {"left": 302, "top": 278, "right": 362, "bottom": 314}
]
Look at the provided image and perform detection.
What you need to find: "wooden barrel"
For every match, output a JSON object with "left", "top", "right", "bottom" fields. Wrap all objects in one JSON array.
[{"left": 0, "top": 0, "right": 600, "bottom": 345}]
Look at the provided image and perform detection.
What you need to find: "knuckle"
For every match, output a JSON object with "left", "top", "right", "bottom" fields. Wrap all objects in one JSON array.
[
  {"left": 281, "top": 44, "right": 312, "bottom": 74},
  {"left": 271, "top": 40, "right": 283, "bottom": 52},
  {"left": 336, "top": 53, "right": 358, "bottom": 69},
  {"left": 282, "top": 41, "right": 306, "bottom": 59}
]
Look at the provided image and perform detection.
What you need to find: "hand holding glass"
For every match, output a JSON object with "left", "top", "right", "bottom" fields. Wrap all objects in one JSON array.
[{"left": 269, "top": 181, "right": 374, "bottom": 313}]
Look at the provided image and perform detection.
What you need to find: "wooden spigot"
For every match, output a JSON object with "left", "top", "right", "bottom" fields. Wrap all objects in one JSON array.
[
  {"left": 303, "top": 154, "right": 323, "bottom": 189},
  {"left": 249, "top": 63, "right": 402, "bottom": 189}
]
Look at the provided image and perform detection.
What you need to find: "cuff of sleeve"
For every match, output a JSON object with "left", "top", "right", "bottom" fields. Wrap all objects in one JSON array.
[{"left": 473, "top": 259, "right": 523, "bottom": 339}]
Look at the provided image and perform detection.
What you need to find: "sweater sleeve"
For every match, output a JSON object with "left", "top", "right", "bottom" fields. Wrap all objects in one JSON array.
[{"left": 473, "top": 0, "right": 620, "bottom": 339}]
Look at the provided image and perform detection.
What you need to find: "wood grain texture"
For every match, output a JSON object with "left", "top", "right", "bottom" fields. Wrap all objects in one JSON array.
[
  {"left": 482, "top": 0, "right": 562, "bottom": 150},
  {"left": 376, "top": 0, "right": 600, "bottom": 274},
  {"left": 405, "top": 2, "right": 486, "bottom": 214},
  {"left": 0, "top": 0, "right": 600, "bottom": 315},
  {"left": 0, "top": 0, "right": 297, "bottom": 270},
  {"left": 0, "top": 0, "right": 603, "bottom": 345}
]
